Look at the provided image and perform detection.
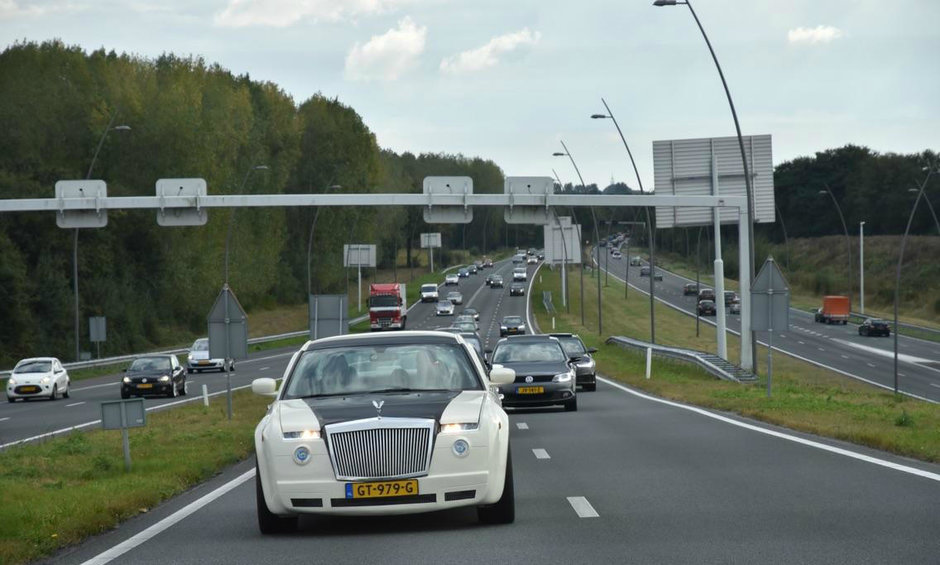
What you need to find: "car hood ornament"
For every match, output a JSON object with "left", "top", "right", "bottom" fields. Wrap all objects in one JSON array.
[{"left": 372, "top": 400, "right": 385, "bottom": 418}]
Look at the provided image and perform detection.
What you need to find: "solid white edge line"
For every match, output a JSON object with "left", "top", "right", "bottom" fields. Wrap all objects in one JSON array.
[
  {"left": 532, "top": 448, "right": 550, "bottom": 459},
  {"left": 596, "top": 376, "right": 940, "bottom": 483},
  {"left": 598, "top": 260, "right": 937, "bottom": 404},
  {"left": 566, "top": 496, "right": 599, "bottom": 518},
  {"left": 80, "top": 469, "right": 255, "bottom": 565}
]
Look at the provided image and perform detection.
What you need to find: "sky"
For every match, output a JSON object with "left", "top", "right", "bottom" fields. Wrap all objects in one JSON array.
[{"left": 2, "top": 0, "right": 938, "bottom": 190}]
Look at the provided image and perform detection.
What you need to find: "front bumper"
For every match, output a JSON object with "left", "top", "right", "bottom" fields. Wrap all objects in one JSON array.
[
  {"left": 122, "top": 382, "right": 173, "bottom": 396},
  {"left": 188, "top": 359, "right": 224, "bottom": 370},
  {"left": 6, "top": 383, "right": 52, "bottom": 399}
]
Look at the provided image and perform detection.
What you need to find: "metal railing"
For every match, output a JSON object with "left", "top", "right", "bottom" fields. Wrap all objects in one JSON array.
[
  {"left": 605, "top": 335, "right": 754, "bottom": 383},
  {"left": 542, "top": 291, "right": 555, "bottom": 314}
]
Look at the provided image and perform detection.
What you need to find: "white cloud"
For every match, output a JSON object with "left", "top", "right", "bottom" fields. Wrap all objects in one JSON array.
[
  {"left": 344, "top": 16, "right": 426, "bottom": 81},
  {"left": 788, "top": 25, "right": 844, "bottom": 45},
  {"left": 214, "top": 0, "right": 409, "bottom": 28},
  {"left": 440, "top": 28, "right": 540, "bottom": 74},
  {"left": 0, "top": 0, "right": 66, "bottom": 19}
]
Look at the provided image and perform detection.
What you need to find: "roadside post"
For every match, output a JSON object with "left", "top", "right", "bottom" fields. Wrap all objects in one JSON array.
[
  {"left": 343, "top": 244, "right": 376, "bottom": 312},
  {"left": 208, "top": 285, "right": 248, "bottom": 420},
  {"left": 89, "top": 316, "right": 106, "bottom": 359},
  {"left": 420, "top": 233, "right": 441, "bottom": 273},
  {"left": 101, "top": 399, "right": 146, "bottom": 471},
  {"left": 751, "top": 256, "right": 790, "bottom": 397}
]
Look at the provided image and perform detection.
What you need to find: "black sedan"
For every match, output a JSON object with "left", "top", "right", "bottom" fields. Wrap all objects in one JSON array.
[
  {"left": 859, "top": 318, "right": 891, "bottom": 337},
  {"left": 490, "top": 275, "right": 504, "bottom": 288},
  {"left": 121, "top": 355, "right": 187, "bottom": 399},
  {"left": 550, "top": 333, "right": 597, "bottom": 392},
  {"left": 509, "top": 282, "right": 526, "bottom": 296},
  {"left": 499, "top": 315, "right": 526, "bottom": 337},
  {"left": 490, "top": 335, "right": 577, "bottom": 411}
]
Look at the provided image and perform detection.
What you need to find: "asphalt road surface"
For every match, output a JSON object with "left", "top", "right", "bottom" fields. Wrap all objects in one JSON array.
[
  {"left": 595, "top": 247, "right": 940, "bottom": 402},
  {"left": 10, "top": 256, "right": 940, "bottom": 564}
]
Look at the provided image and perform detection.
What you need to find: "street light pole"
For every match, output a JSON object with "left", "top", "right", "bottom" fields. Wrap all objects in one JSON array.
[
  {"left": 591, "top": 98, "right": 656, "bottom": 343},
  {"left": 224, "top": 164, "right": 269, "bottom": 285},
  {"left": 775, "top": 201, "right": 790, "bottom": 271},
  {"left": 74, "top": 116, "right": 131, "bottom": 361},
  {"left": 307, "top": 183, "right": 343, "bottom": 297},
  {"left": 819, "top": 184, "right": 853, "bottom": 312},
  {"left": 859, "top": 221, "right": 865, "bottom": 314},
  {"left": 551, "top": 170, "right": 571, "bottom": 313},
  {"left": 653, "top": 0, "right": 755, "bottom": 366},
  {"left": 894, "top": 166, "right": 937, "bottom": 394},
  {"left": 556, "top": 140, "right": 603, "bottom": 334}
]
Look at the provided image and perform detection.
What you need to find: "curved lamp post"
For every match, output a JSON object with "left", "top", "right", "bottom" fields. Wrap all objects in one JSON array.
[
  {"left": 554, "top": 141, "right": 604, "bottom": 334},
  {"left": 591, "top": 98, "right": 657, "bottom": 343},
  {"left": 307, "top": 183, "right": 343, "bottom": 296},
  {"left": 223, "top": 164, "right": 269, "bottom": 285},
  {"left": 653, "top": 0, "right": 757, "bottom": 365},
  {"left": 74, "top": 117, "right": 131, "bottom": 361},
  {"left": 551, "top": 170, "right": 572, "bottom": 313},
  {"left": 774, "top": 201, "right": 790, "bottom": 271},
  {"left": 894, "top": 165, "right": 938, "bottom": 394},
  {"left": 906, "top": 187, "right": 940, "bottom": 234},
  {"left": 818, "top": 184, "right": 852, "bottom": 311}
]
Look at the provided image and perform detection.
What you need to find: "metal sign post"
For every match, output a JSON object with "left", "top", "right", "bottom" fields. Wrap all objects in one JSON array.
[
  {"left": 101, "top": 399, "right": 146, "bottom": 471},
  {"left": 420, "top": 233, "right": 441, "bottom": 273},
  {"left": 89, "top": 316, "right": 106, "bottom": 359},
  {"left": 208, "top": 284, "right": 248, "bottom": 420},
  {"left": 751, "top": 256, "right": 790, "bottom": 397},
  {"left": 343, "top": 244, "right": 377, "bottom": 311}
]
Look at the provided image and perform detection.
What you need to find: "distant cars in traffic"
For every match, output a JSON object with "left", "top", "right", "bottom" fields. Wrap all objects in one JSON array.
[
  {"left": 526, "top": 255, "right": 538, "bottom": 265},
  {"left": 509, "top": 282, "right": 526, "bottom": 296},
  {"left": 697, "top": 300, "right": 716, "bottom": 316},
  {"left": 683, "top": 283, "right": 699, "bottom": 296},
  {"left": 483, "top": 257, "right": 493, "bottom": 268},
  {"left": 489, "top": 335, "right": 577, "bottom": 411},
  {"left": 187, "top": 337, "right": 231, "bottom": 373},
  {"left": 698, "top": 288, "right": 716, "bottom": 302},
  {"left": 446, "top": 291, "right": 464, "bottom": 305},
  {"left": 435, "top": 300, "right": 455, "bottom": 316},
  {"left": 499, "top": 316, "right": 526, "bottom": 337},
  {"left": 512, "top": 254, "right": 525, "bottom": 264},
  {"left": 458, "top": 268, "right": 470, "bottom": 278},
  {"left": 463, "top": 307, "right": 480, "bottom": 321},
  {"left": 610, "top": 250, "right": 622, "bottom": 259},
  {"left": 640, "top": 266, "right": 650, "bottom": 277},
  {"left": 512, "top": 268, "right": 527, "bottom": 282},
  {"left": 455, "top": 314, "right": 478, "bottom": 331},
  {"left": 122, "top": 355, "right": 187, "bottom": 399},
  {"left": 729, "top": 302, "right": 741, "bottom": 315},
  {"left": 859, "top": 318, "right": 891, "bottom": 337},
  {"left": 468, "top": 264, "right": 478, "bottom": 275},
  {"left": 6, "top": 357, "right": 70, "bottom": 402},
  {"left": 630, "top": 256, "right": 642, "bottom": 266},
  {"left": 490, "top": 275, "right": 504, "bottom": 288},
  {"left": 444, "top": 274, "right": 459, "bottom": 286}
]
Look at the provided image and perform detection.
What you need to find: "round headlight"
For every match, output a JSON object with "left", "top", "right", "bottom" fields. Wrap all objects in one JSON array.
[
  {"left": 122, "top": 376, "right": 130, "bottom": 383},
  {"left": 40, "top": 376, "right": 50, "bottom": 384},
  {"left": 159, "top": 375, "right": 171, "bottom": 382},
  {"left": 452, "top": 439, "right": 470, "bottom": 457},
  {"left": 7, "top": 378, "right": 16, "bottom": 386},
  {"left": 293, "top": 446, "right": 311, "bottom": 465}
]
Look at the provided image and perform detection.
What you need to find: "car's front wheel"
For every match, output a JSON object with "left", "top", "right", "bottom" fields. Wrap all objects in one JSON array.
[
  {"left": 62, "top": 382, "right": 70, "bottom": 399},
  {"left": 49, "top": 384, "right": 58, "bottom": 401},
  {"left": 256, "top": 461, "right": 298, "bottom": 534},
  {"left": 478, "top": 450, "right": 514, "bottom": 524}
]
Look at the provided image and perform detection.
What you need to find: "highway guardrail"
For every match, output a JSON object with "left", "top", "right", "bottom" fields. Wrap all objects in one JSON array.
[{"left": 605, "top": 335, "right": 755, "bottom": 383}]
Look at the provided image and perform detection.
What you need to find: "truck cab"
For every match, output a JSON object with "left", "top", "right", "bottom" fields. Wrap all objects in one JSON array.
[{"left": 369, "top": 283, "right": 407, "bottom": 330}]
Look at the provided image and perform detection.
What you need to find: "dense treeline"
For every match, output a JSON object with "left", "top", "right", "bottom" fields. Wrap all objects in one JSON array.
[{"left": 0, "top": 40, "right": 518, "bottom": 366}]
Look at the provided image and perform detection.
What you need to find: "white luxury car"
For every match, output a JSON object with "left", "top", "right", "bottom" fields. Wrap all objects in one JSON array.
[
  {"left": 6, "top": 357, "right": 70, "bottom": 402},
  {"left": 251, "top": 331, "right": 516, "bottom": 533}
]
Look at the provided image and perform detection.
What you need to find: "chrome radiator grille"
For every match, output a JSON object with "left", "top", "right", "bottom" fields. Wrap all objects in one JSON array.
[{"left": 325, "top": 418, "right": 434, "bottom": 480}]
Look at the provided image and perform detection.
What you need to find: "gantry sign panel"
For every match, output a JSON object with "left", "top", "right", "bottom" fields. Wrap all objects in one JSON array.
[
  {"left": 423, "top": 176, "right": 473, "bottom": 224},
  {"left": 652, "top": 135, "right": 775, "bottom": 229}
]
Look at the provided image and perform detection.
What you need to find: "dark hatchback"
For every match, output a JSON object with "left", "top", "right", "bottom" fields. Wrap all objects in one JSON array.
[
  {"left": 697, "top": 300, "right": 716, "bottom": 316},
  {"left": 550, "top": 333, "right": 597, "bottom": 391},
  {"left": 121, "top": 355, "right": 187, "bottom": 399},
  {"left": 859, "top": 318, "right": 891, "bottom": 337},
  {"left": 509, "top": 283, "right": 526, "bottom": 296},
  {"left": 499, "top": 316, "right": 526, "bottom": 337},
  {"left": 490, "top": 275, "right": 504, "bottom": 288},
  {"left": 490, "top": 336, "right": 577, "bottom": 411}
]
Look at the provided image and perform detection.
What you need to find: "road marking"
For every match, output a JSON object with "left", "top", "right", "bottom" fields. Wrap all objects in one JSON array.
[
  {"left": 818, "top": 348, "right": 825, "bottom": 352},
  {"left": 72, "top": 382, "right": 119, "bottom": 392},
  {"left": 66, "top": 402, "right": 85, "bottom": 407},
  {"left": 0, "top": 417, "right": 9, "bottom": 422},
  {"left": 931, "top": 383, "right": 940, "bottom": 389},
  {"left": 841, "top": 355, "right": 850, "bottom": 359},
  {"left": 597, "top": 376, "right": 940, "bottom": 483},
  {"left": 516, "top": 422, "right": 529, "bottom": 430},
  {"left": 532, "top": 448, "right": 550, "bottom": 460},
  {"left": 259, "top": 366, "right": 270, "bottom": 371},
  {"left": 80, "top": 468, "right": 255, "bottom": 565},
  {"left": 832, "top": 339, "right": 940, "bottom": 372},
  {"left": 867, "top": 363, "right": 876, "bottom": 368},
  {"left": 798, "top": 341, "right": 805, "bottom": 345},
  {"left": 567, "top": 496, "right": 599, "bottom": 518},
  {"left": 898, "top": 373, "right": 906, "bottom": 377}
]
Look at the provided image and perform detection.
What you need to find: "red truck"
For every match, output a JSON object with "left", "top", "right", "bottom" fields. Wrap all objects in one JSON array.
[
  {"left": 814, "top": 295, "right": 850, "bottom": 325},
  {"left": 369, "top": 283, "right": 407, "bottom": 331}
]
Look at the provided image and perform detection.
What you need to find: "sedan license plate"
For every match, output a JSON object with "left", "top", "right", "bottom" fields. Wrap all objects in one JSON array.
[
  {"left": 517, "top": 386, "right": 544, "bottom": 394},
  {"left": 137, "top": 383, "right": 153, "bottom": 389},
  {"left": 198, "top": 361, "right": 209, "bottom": 365},
  {"left": 346, "top": 479, "right": 418, "bottom": 499},
  {"left": 19, "top": 386, "right": 39, "bottom": 393}
]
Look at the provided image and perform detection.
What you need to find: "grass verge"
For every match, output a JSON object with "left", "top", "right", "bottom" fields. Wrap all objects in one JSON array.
[
  {"left": 533, "top": 265, "right": 940, "bottom": 463},
  {"left": 0, "top": 389, "right": 268, "bottom": 565}
]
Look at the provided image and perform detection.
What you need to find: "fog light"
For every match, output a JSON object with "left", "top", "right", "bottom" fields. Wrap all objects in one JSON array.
[
  {"left": 452, "top": 439, "right": 470, "bottom": 457},
  {"left": 293, "top": 446, "right": 311, "bottom": 465}
]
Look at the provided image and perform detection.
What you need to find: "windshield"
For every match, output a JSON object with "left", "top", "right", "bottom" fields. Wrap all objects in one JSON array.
[
  {"left": 129, "top": 357, "right": 171, "bottom": 371},
  {"left": 421, "top": 284, "right": 437, "bottom": 292},
  {"left": 192, "top": 339, "right": 208, "bottom": 351},
  {"left": 437, "top": 300, "right": 451, "bottom": 307},
  {"left": 283, "top": 343, "right": 482, "bottom": 398},
  {"left": 557, "top": 337, "right": 586, "bottom": 357},
  {"left": 493, "top": 341, "right": 566, "bottom": 363},
  {"left": 503, "top": 316, "right": 522, "bottom": 325},
  {"left": 370, "top": 295, "right": 399, "bottom": 308},
  {"left": 14, "top": 361, "right": 51, "bottom": 373},
  {"left": 447, "top": 292, "right": 461, "bottom": 299}
]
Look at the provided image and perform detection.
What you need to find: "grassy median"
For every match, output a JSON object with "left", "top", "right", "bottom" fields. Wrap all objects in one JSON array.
[
  {"left": 533, "top": 265, "right": 940, "bottom": 463},
  {"left": 0, "top": 390, "right": 269, "bottom": 565}
]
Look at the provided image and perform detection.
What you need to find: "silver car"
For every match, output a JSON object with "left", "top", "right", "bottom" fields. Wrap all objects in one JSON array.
[
  {"left": 187, "top": 337, "right": 231, "bottom": 373},
  {"left": 436, "top": 300, "right": 455, "bottom": 315}
]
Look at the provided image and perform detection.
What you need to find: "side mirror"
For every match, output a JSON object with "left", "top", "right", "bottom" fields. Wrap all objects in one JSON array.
[
  {"left": 568, "top": 355, "right": 582, "bottom": 363},
  {"left": 252, "top": 378, "right": 278, "bottom": 397},
  {"left": 489, "top": 366, "right": 515, "bottom": 385},
  {"left": 587, "top": 347, "right": 598, "bottom": 354}
]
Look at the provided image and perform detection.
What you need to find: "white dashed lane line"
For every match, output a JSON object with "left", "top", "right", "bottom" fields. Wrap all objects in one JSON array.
[
  {"left": 66, "top": 402, "right": 85, "bottom": 408},
  {"left": 867, "top": 363, "right": 876, "bottom": 368},
  {"left": 516, "top": 422, "right": 529, "bottom": 430},
  {"left": 0, "top": 417, "right": 9, "bottom": 422},
  {"left": 532, "top": 448, "right": 550, "bottom": 460},
  {"left": 931, "top": 383, "right": 940, "bottom": 389},
  {"left": 259, "top": 367, "right": 270, "bottom": 371},
  {"left": 798, "top": 341, "right": 805, "bottom": 345},
  {"left": 841, "top": 355, "right": 850, "bottom": 359},
  {"left": 567, "top": 496, "right": 600, "bottom": 518}
]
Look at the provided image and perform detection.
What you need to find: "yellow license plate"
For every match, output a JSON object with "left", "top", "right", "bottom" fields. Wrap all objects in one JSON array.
[
  {"left": 137, "top": 383, "right": 153, "bottom": 389},
  {"left": 517, "top": 386, "right": 544, "bottom": 394},
  {"left": 198, "top": 360, "right": 209, "bottom": 365},
  {"left": 346, "top": 479, "right": 418, "bottom": 499},
  {"left": 19, "top": 386, "right": 39, "bottom": 393}
]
